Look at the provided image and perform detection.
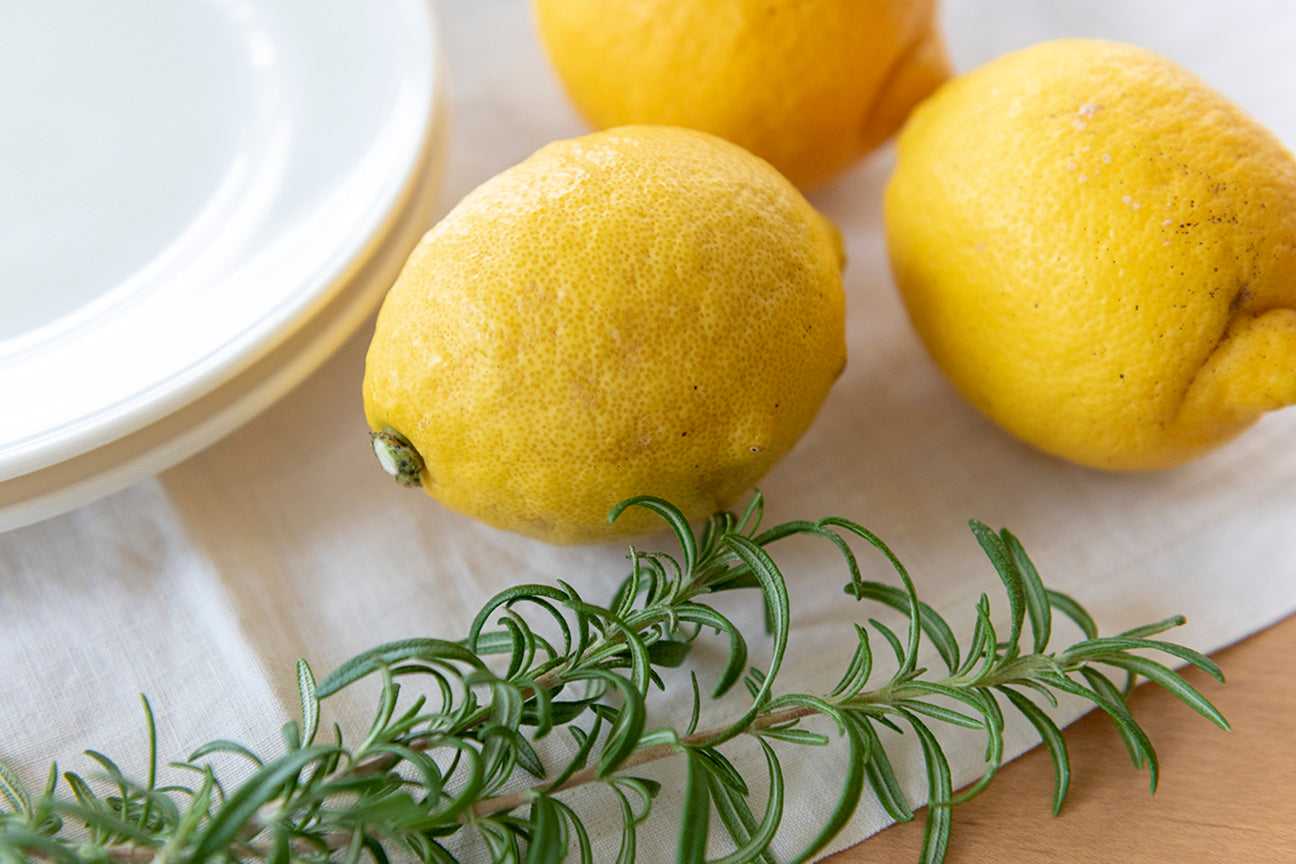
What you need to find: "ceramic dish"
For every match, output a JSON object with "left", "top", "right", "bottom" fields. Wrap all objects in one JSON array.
[{"left": 0, "top": 0, "right": 447, "bottom": 530}]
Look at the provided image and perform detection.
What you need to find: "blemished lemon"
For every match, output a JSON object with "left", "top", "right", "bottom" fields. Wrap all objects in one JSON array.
[
  {"left": 531, "top": 0, "right": 950, "bottom": 190},
  {"left": 885, "top": 39, "right": 1296, "bottom": 470},
  {"left": 362, "top": 126, "right": 846, "bottom": 544}
]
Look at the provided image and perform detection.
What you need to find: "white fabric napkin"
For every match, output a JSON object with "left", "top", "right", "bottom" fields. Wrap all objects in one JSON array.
[{"left": 3, "top": 1, "right": 1295, "bottom": 861}]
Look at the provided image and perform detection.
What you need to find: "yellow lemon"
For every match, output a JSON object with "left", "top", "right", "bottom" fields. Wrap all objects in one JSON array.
[
  {"left": 885, "top": 39, "right": 1296, "bottom": 470},
  {"left": 362, "top": 126, "right": 846, "bottom": 544},
  {"left": 531, "top": 0, "right": 950, "bottom": 189}
]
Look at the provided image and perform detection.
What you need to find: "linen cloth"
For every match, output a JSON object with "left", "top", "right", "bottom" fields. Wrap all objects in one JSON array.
[{"left": 3, "top": 1, "right": 1295, "bottom": 861}]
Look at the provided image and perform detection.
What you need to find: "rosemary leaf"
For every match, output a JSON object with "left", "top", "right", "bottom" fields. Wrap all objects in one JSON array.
[
  {"left": 0, "top": 762, "right": 29, "bottom": 818},
  {"left": 676, "top": 750, "right": 711, "bottom": 864},
  {"left": 998, "top": 686, "right": 1071, "bottom": 815},
  {"left": 0, "top": 491, "right": 1229, "bottom": 864}
]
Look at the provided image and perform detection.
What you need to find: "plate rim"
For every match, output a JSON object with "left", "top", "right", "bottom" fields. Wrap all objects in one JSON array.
[
  {"left": 0, "top": 55, "right": 449, "bottom": 533},
  {"left": 0, "top": 0, "right": 443, "bottom": 482}
]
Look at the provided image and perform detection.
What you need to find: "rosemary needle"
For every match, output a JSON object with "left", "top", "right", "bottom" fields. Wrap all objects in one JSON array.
[{"left": 0, "top": 492, "right": 1227, "bottom": 864}]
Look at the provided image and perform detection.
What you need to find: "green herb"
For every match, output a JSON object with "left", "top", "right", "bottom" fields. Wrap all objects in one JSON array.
[{"left": 0, "top": 493, "right": 1228, "bottom": 863}]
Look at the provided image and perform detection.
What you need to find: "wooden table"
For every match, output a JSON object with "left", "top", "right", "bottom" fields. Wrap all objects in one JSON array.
[{"left": 826, "top": 614, "right": 1296, "bottom": 863}]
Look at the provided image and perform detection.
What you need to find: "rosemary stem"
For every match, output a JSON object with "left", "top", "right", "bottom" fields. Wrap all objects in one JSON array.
[
  {"left": 473, "top": 653, "right": 1083, "bottom": 821},
  {"left": 0, "top": 495, "right": 1226, "bottom": 864},
  {"left": 470, "top": 702, "right": 821, "bottom": 818},
  {"left": 78, "top": 816, "right": 353, "bottom": 864}
]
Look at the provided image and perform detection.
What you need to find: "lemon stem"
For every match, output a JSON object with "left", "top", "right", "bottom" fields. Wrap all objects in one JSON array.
[{"left": 370, "top": 428, "right": 425, "bottom": 488}]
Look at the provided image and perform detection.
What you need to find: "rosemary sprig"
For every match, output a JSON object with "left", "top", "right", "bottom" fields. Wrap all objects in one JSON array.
[{"left": 0, "top": 492, "right": 1228, "bottom": 864}]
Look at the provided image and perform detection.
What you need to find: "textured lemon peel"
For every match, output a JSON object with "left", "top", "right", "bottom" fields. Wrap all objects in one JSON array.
[
  {"left": 884, "top": 39, "right": 1296, "bottom": 470},
  {"left": 532, "top": 0, "right": 950, "bottom": 189},
  {"left": 1180, "top": 307, "right": 1296, "bottom": 427},
  {"left": 858, "top": 23, "right": 950, "bottom": 155},
  {"left": 361, "top": 126, "right": 846, "bottom": 544}
]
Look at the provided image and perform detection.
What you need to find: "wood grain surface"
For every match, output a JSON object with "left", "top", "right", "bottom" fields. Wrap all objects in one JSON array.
[{"left": 826, "top": 614, "right": 1296, "bottom": 864}]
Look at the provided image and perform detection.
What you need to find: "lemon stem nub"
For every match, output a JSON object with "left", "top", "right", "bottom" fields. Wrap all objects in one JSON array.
[{"left": 371, "top": 428, "right": 425, "bottom": 488}]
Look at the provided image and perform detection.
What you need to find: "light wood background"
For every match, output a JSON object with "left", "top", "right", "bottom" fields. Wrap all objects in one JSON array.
[{"left": 827, "top": 614, "right": 1296, "bottom": 863}]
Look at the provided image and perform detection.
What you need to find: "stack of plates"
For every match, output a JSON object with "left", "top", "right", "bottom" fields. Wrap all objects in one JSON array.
[{"left": 0, "top": 0, "right": 447, "bottom": 531}]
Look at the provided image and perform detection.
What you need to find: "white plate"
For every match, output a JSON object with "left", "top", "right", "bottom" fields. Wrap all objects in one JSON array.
[{"left": 0, "top": 0, "right": 446, "bottom": 528}]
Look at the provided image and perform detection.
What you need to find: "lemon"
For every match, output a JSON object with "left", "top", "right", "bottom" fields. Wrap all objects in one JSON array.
[
  {"left": 362, "top": 126, "right": 846, "bottom": 544},
  {"left": 885, "top": 39, "right": 1296, "bottom": 470},
  {"left": 531, "top": 0, "right": 950, "bottom": 189}
]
